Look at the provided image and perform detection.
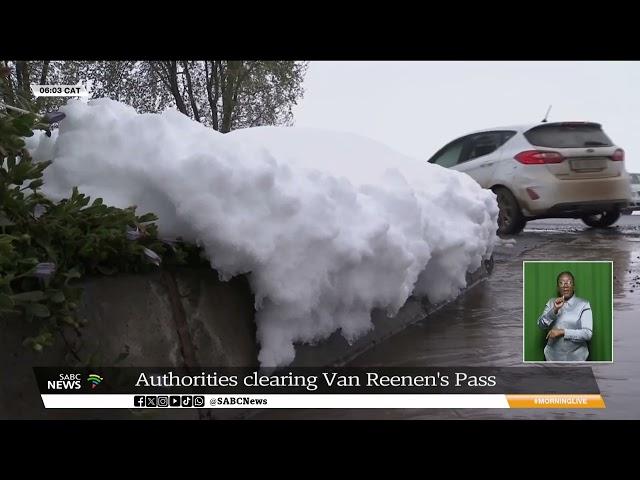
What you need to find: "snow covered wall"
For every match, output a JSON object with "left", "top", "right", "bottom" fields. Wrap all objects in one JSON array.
[{"left": 27, "top": 99, "right": 499, "bottom": 367}]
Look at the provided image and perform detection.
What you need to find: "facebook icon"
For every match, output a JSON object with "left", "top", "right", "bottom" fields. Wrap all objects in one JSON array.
[{"left": 133, "top": 396, "right": 146, "bottom": 408}]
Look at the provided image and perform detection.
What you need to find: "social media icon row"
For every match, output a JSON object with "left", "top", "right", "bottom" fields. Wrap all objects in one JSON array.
[{"left": 133, "top": 395, "right": 205, "bottom": 408}]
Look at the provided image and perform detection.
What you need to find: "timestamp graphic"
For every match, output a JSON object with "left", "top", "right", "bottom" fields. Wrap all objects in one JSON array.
[{"left": 30, "top": 84, "right": 89, "bottom": 97}]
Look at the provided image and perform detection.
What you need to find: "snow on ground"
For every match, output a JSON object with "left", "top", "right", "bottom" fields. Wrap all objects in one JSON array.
[
  {"left": 495, "top": 237, "right": 517, "bottom": 248},
  {"left": 27, "top": 99, "right": 499, "bottom": 367}
]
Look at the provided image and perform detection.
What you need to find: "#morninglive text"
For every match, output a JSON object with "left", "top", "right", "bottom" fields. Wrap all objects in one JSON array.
[{"left": 134, "top": 371, "right": 498, "bottom": 392}]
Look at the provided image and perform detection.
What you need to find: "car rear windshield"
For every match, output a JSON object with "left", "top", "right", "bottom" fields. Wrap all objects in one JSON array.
[
  {"left": 631, "top": 173, "right": 640, "bottom": 184},
  {"left": 524, "top": 123, "right": 613, "bottom": 148}
]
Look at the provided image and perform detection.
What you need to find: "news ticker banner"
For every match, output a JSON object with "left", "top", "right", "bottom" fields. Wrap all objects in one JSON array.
[{"left": 34, "top": 367, "right": 605, "bottom": 409}]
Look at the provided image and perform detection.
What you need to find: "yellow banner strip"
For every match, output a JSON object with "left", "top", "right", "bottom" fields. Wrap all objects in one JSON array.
[{"left": 506, "top": 394, "right": 605, "bottom": 409}]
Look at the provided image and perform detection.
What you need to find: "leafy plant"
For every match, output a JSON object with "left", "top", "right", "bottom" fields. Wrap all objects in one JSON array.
[{"left": 0, "top": 100, "right": 199, "bottom": 352}]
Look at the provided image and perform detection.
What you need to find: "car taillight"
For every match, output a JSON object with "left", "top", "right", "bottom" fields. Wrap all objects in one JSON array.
[
  {"left": 514, "top": 150, "right": 564, "bottom": 165},
  {"left": 611, "top": 149, "right": 624, "bottom": 161}
]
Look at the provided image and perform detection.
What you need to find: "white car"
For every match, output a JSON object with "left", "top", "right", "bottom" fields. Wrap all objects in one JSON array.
[
  {"left": 623, "top": 173, "right": 640, "bottom": 213},
  {"left": 428, "top": 121, "right": 632, "bottom": 235}
]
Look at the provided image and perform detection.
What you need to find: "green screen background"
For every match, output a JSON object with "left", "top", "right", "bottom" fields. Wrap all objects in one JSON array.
[{"left": 523, "top": 262, "right": 612, "bottom": 361}]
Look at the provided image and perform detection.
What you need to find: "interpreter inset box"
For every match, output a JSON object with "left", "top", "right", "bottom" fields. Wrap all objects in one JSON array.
[{"left": 522, "top": 261, "right": 613, "bottom": 363}]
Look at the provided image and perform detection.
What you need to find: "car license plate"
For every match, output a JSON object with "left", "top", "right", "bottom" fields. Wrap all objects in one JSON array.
[{"left": 570, "top": 158, "right": 606, "bottom": 171}]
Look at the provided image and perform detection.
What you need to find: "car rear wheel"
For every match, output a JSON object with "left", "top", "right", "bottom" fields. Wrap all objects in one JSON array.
[
  {"left": 581, "top": 208, "right": 621, "bottom": 228},
  {"left": 493, "top": 187, "right": 526, "bottom": 235}
]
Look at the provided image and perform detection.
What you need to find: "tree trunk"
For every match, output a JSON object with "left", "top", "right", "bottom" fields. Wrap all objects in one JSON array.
[
  {"left": 221, "top": 61, "right": 248, "bottom": 133},
  {"left": 153, "top": 61, "right": 189, "bottom": 116},
  {"left": 0, "top": 61, "right": 16, "bottom": 105},
  {"left": 39, "top": 61, "right": 50, "bottom": 85},
  {"left": 35, "top": 61, "right": 51, "bottom": 110},
  {"left": 229, "top": 63, "right": 253, "bottom": 129},
  {"left": 205, "top": 60, "right": 220, "bottom": 131},
  {"left": 14, "top": 61, "right": 32, "bottom": 102},
  {"left": 220, "top": 62, "right": 234, "bottom": 133},
  {"left": 182, "top": 61, "right": 200, "bottom": 122}
]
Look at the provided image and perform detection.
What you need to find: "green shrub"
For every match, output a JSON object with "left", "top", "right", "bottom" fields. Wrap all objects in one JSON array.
[{"left": 0, "top": 105, "right": 198, "bottom": 351}]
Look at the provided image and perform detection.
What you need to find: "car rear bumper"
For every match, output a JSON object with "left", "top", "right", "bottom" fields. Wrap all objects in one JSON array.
[
  {"left": 541, "top": 199, "right": 629, "bottom": 218},
  {"left": 516, "top": 176, "right": 632, "bottom": 217}
]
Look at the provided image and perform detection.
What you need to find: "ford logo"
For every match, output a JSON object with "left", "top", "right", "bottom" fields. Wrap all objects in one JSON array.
[{"left": 586, "top": 148, "right": 595, "bottom": 153}]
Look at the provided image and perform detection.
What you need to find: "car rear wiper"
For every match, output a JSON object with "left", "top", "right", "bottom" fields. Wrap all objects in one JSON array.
[{"left": 584, "top": 141, "right": 609, "bottom": 146}]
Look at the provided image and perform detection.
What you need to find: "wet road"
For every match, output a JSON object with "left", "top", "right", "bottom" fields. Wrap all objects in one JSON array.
[{"left": 253, "top": 215, "right": 640, "bottom": 419}]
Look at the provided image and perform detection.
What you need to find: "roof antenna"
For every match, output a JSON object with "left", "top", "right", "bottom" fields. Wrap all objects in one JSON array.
[{"left": 541, "top": 105, "right": 552, "bottom": 123}]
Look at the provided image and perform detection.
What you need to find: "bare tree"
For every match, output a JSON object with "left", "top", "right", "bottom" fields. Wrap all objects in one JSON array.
[{"left": 0, "top": 60, "right": 309, "bottom": 133}]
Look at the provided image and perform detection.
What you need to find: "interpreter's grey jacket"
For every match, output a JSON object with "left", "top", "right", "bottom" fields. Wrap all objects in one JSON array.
[{"left": 537, "top": 295, "right": 593, "bottom": 361}]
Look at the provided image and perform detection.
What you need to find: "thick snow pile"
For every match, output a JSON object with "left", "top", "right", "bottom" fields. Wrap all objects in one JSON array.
[{"left": 27, "top": 99, "right": 499, "bottom": 366}]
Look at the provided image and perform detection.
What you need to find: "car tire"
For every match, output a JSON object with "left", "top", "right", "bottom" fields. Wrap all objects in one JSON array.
[
  {"left": 493, "top": 187, "right": 526, "bottom": 235},
  {"left": 581, "top": 208, "right": 621, "bottom": 228}
]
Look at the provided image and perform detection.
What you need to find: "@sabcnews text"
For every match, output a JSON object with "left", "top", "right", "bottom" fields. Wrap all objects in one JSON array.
[{"left": 132, "top": 395, "right": 268, "bottom": 407}]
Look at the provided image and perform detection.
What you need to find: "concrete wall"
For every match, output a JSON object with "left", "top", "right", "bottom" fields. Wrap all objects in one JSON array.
[{"left": 0, "top": 268, "right": 256, "bottom": 419}]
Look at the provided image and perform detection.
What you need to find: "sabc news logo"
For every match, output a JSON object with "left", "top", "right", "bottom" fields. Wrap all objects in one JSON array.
[
  {"left": 87, "top": 374, "right": 103, "bottom": 389},
  {"left": 47, "top": 373, "right": 103, "bottom": 390}
]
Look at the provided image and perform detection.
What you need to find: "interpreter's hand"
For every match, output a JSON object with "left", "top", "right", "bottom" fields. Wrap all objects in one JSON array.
[
  {"left": 553, "top": 296, "right": 565, "bottom": 314},
  {"left": 546, "top": 328, "right": 565, "bottom": 340}
]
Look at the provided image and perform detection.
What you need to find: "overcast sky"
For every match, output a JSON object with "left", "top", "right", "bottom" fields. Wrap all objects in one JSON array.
[{"left": 293, "top": 61, "right": 640, "bottom": 173}]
